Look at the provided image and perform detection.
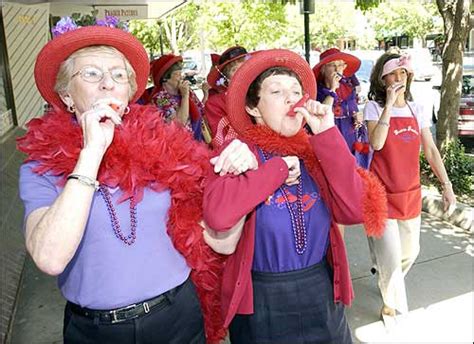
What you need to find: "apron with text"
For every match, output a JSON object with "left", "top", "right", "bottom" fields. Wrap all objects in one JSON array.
[{"left": 370, "top": 104, "right": 421, "bottom": 219}]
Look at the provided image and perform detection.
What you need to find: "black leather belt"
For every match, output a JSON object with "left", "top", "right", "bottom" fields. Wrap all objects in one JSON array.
[{"left": 68, "top": 281, "right": 185, "bottom": 324}]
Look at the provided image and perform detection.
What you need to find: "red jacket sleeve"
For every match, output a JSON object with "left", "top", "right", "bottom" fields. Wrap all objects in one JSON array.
[
  {"left": 309, "top": 127, "right": 364, "bottom": 224},
  {"left": 203, "top": 157, "right": 288, "bottom": 232}
]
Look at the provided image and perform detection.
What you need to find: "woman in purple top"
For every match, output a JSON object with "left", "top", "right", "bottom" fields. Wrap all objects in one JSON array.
[
  {"left": 147, "top": 54, "right": 209, "bottom": 141},
  {"left": 202, "top": 49, "right": 387, "bottom": 344},
  {"left": 313, "top": 48, "right": 371, "bottom": 238},
  {"left": 313, "top": 48, "right": 370, "bottom": 170},
  {"left": 17, "top": 24, "right": 256, "bottom": 344}
]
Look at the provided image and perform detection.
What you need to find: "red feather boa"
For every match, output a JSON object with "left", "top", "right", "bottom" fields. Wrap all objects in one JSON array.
[
  {"left": 17, "top": 105, "right": 226, "bottom": 343},
  {"left": 242, "top": 125, "right": 387, "bottom": 237}
]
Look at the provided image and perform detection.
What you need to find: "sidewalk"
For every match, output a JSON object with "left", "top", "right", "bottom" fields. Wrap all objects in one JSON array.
[
  {"left": 344, "top": 213, "right": 473, "bottom": 343},
  {"left": 8, "top": 212, "right": 473, "bottom": 343}
]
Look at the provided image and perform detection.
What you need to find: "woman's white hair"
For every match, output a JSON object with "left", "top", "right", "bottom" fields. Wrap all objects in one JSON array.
[{"left": 54, "top": 45, "right": 137, "bottom": 100}]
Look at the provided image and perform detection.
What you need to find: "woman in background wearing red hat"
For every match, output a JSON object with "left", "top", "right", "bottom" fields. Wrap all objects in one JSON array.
[
  {"left": 313, "top": 48, "right": 371, "bottom": 238},
  {"left": 204, "top": 46, "right": 249, "bottom": 148},
  {"left": 364, "top": 52, "right": 456, "bottom": 325},
  {"left": 313, "top": 48, "right": 370, "bottom": 169},
  {"left": 17, "top": 23, "right": 256, "bottom": 344},
  {"left": 202, "top": 49, "right": 387, "bottom": 343},
  {"left": 148, "top": 54, "right": 208, "bottom": 141}
]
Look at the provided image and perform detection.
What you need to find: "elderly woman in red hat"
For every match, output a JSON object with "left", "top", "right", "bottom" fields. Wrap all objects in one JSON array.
[
  {"left": 204, "top": 46, "right": 250, "bottom": 147},
  {"left": 313, "top": 48, "right": 370, "bottom": 169},
  {"left": 147, "top": 54, "right": 208, "bottom": 141},
  {"left": 364, "top": 52, "right": 456, "bottom": 325},
  {"left": 202, "top": 49, "right": 387, "bottom": 343},
  {"left": 17, "top": 24, "right": 257, "bottom": 344}
]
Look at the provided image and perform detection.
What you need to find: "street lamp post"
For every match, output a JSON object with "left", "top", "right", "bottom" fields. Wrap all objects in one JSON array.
[{"left": 300, "top": 0, "right": 314, "bottom": 64}]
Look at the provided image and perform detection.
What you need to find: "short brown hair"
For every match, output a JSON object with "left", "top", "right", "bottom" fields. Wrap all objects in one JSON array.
[{"left": 246, "top": 67, "right": 302, "bottom": 109}]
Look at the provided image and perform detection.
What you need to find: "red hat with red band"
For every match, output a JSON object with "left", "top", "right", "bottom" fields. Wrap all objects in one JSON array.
[
  {"left": 312, "top": 48, "right": 361, "bottom": 80},
  {"left": 226, "top": 49, "right": 317, "bottom": 136},
  {"left": 34, "top": 26, "right": 149, "bottom": 111},
  {"left": 150, "top": 54, "right": 183, "bottom": 87}
]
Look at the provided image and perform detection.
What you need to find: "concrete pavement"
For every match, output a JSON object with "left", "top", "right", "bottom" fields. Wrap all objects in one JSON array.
[
  {"left": 345, "top": 213, "right": 473, "bottom": 343},
  {"left": 8, "top": 212, "right": 473, "bottom": 343}
]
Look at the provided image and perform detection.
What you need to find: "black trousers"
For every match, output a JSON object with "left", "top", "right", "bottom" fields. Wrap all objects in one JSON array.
[
  {"left": 63, "top": 278, "right": 205, "bottom": 344},
  {"left": 230, "top": 259, "right": 352, "bottom": 344}
]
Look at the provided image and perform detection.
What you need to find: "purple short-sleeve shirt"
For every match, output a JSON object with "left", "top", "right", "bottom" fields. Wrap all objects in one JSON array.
[{"left": 19, "top": 162, "right": 190, "bottom": 309}]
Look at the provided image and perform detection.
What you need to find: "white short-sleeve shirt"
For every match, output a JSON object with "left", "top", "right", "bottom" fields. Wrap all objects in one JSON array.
[{"left": 363, "top": 100, "right": 431, "bottom": 130}]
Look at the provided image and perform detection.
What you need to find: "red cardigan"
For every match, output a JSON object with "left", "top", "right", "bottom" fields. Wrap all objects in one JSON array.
[{"left": 203, "top": 127, "right": 384, "bottom": 327}]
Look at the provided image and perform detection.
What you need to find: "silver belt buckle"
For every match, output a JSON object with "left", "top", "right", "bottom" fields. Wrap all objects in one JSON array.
[
  {"left": 109, "top": 304, "right": 136, "bottom": 324},
  {"left": 143, "top": 302, "right": 150, "bottom": 314}
]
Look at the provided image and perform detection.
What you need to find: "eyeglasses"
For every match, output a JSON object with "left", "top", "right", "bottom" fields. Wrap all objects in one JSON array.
[
  {"left": 327, "top": 62, "right": 347, "bottom": 69},
  {"left": 71, "top": 65, "right": 130, "bottom": 84}
]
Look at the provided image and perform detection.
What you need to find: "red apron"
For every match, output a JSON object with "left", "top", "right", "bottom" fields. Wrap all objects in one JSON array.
[{"left": 370, "top": 104, "right": 421, "bottom": 219}]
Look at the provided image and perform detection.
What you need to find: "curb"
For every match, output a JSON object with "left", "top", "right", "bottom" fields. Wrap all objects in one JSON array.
[{"left": 421, "top": 187, "right": 473, "bottom": 233}]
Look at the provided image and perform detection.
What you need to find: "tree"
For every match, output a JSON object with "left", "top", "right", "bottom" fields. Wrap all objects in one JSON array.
[
  {"left": 130, "top": 0, "right": 288, "bottom": 56},
  {"left": 129, "top": 2, "right": 200, "bottom": 57},
  {"left": 435, "top": 0, "right": 472, "bottom": 147},
  {"left": 368, "top": 1, "right": 441, "bottom": 44},
  {"left": 309, "top": 2, "right": 357, "bottom": 49},
  {"left": 128, "top": 20, "right": 162, "bottom": 57},
  {"left": 201, "top": 0, "right": 288, "bottom": 50},
  {"left": 358, "top": 0, "right": 472, "bottom": 148}
]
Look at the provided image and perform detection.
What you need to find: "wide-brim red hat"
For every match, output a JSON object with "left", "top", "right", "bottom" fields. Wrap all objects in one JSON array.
[
  {"left": 312, "top": 48, "right": 361, "bottom": 79},
  {"left": 34, "top": 26, "right": 149, "bottom": 111},
  {"left": 226, "top": 49, "right": 317, "bottom": 136},
  {"left": 207, "top": 46, "right": 248, "bottom": 90},
  {"left": 210, "top": 53, "right": 220, "bottom": 66},
  {"left": 151, "top": 54, "right": 183, "bottom": 86}
]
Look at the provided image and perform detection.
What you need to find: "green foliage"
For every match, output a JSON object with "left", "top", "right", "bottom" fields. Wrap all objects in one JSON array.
[
  {"left": 310, "top": 2, "right": 357, "bottom": 49},
  {"left": 355, "top": 0, "right": 383, "bottom": 12},
  {"left": 420, "top": 140, "right": 473, "bottom": 196},
  {"left": 130, "top": 2, "right": 201, "bottom": 56},
  {"left": 202, "top": 0, "right": 288, "bottom": 50},
  {"left": 130, "top": 0, "right": 287, "bottom": 55},
  {"left": 129, "top": 20, "right": 161, "bottom": 56},
  {"left": 128, "top": 0, "right": 441, "bottom": 57},
  {"left": 70, "top": 10, "right": 98, "bottom": 26},
  {"left": 367, "top": 1, "right": 441, "bottom": 40},
  {"left": 51, "top": 10, "right": 99, "bottom": 27}
]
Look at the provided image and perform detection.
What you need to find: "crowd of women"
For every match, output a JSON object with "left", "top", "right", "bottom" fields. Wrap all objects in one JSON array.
[{"left": 16, "top": 19, "right": 456, "bottom": 344}]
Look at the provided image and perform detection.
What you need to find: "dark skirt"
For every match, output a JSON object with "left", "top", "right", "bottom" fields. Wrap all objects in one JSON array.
[{"left": 229, "top": 259, "right": 352, "bottom": 344}]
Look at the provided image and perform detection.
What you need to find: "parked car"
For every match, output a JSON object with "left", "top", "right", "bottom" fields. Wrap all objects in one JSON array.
[
  {"left": 355, "top": 58, "right": 374, "bottom": 107},
  {"left": 405, "top": 48, "right": 435, "bottom": 82},
  {"left": 352, "top": 50, "right": 384, "bottom": 110},
  {"left": 432, "top": 56, "right": 474, "bottom": 151}
]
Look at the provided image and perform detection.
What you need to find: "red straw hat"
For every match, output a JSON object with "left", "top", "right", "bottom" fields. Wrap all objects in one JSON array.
[
  {"left": 210, "top": 53, "right": 221, "bottom": 66},
  {"left": 207, "top": 46, "right": 248, "bottom": 90},
  {"left": 150, "top": 54, "right": 183, "bottom": 86},
  {"left": 312, "top": 48, "right": 361, "bottom": 79},
  {"left": 226, "top": 49, "right": 317, "bottom": 136},
  {"left": 34, "top": 26, "right": 149, "bottom": 111}
]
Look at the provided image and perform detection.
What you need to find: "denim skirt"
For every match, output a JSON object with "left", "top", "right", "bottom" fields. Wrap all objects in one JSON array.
[{"left": 229, "top": 259, "right": 352, "bottom": 344}]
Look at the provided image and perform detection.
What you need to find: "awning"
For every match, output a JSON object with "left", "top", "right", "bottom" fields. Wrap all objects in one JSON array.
[{"left": 11, "top": 1, "right": 188, "bottom": 20}]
